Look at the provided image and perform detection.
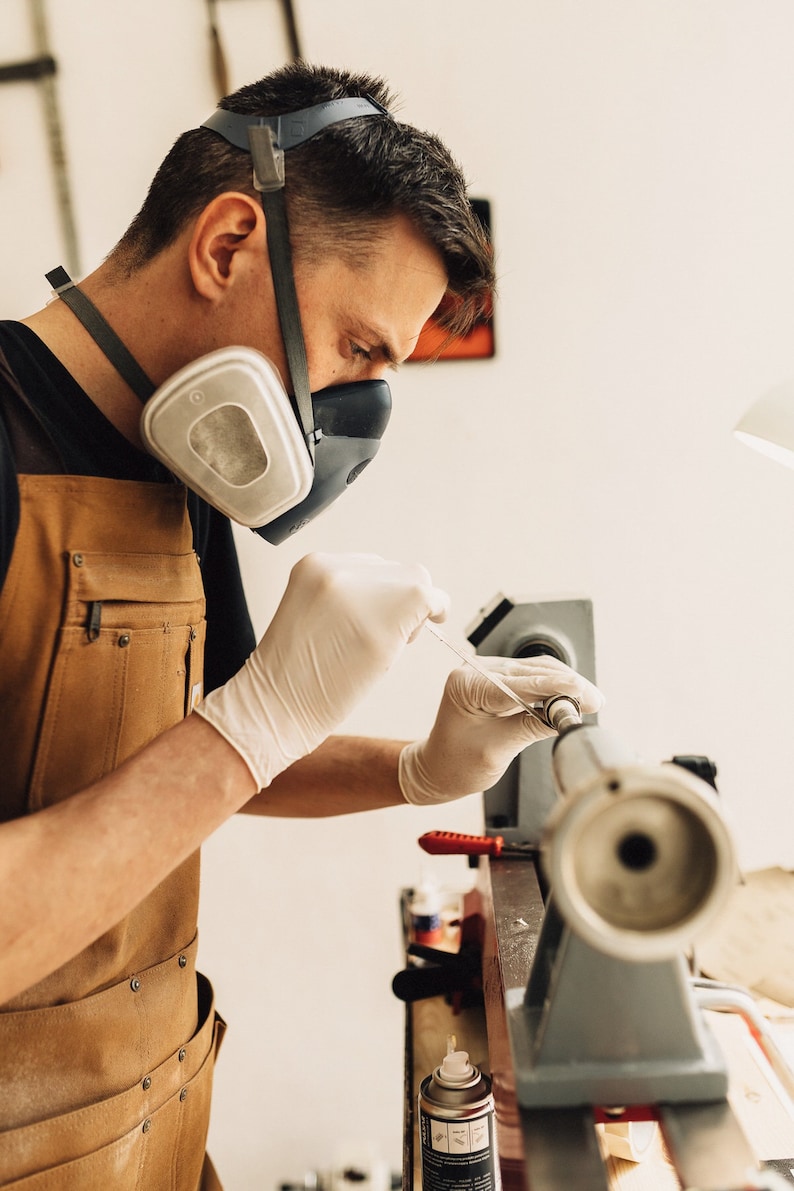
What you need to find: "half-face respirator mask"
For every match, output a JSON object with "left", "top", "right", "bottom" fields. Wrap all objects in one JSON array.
[{"left": 46, "top": 95, "right": 393, "bottom": 544}]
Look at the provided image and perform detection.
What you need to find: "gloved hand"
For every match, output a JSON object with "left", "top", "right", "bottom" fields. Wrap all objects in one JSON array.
[
  {"left": 196, "top": 552, "right": 449, "bottom": 789},
  {"left": 398, "top": 654, "right": 604, "bottom": 805}
]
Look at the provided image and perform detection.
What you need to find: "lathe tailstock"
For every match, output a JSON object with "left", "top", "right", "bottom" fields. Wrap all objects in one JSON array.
[{"left": 470, "top": 597, "right": 779, "bottom": 1190}]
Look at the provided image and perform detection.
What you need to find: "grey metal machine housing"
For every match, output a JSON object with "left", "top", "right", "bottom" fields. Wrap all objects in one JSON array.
[{"left": 467, "top": 595, "right": 598, "bottom": 843}]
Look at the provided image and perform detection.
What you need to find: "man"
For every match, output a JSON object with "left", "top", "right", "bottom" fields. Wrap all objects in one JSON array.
[{"left": 0, "top": 62, "right": 601, "bottom": 1188}]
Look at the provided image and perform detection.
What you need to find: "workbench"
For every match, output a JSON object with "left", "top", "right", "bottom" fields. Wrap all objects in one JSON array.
[{"left": 401, "top": 857, "right": 794, "bottom": 1191}]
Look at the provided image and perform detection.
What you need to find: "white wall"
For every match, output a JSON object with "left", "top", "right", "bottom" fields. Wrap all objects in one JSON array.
[{"left": 4, "top": 1, "right": 794, "bottom": 1186}]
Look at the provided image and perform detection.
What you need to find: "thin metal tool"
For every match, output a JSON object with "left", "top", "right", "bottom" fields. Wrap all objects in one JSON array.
[
  {"left": 424, "top": 620, "right": 547, "bottom": 723},
  {"left": 424, "top": 621, "right": 583, "bottom": 733}
]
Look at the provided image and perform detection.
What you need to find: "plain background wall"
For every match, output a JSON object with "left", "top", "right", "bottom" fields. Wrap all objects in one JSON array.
[{"left": 5, "top": 1, "right": 794, "bottom": 1186}]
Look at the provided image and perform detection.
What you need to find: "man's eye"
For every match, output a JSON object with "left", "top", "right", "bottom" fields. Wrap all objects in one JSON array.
[{"left": 350, "top": 342, "right": 373, "bottom": 361}]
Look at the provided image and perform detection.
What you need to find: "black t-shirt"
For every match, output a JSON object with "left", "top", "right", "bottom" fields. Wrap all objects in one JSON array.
[{"left": 0, "top": 321, "right": 256, "bottom": 693}]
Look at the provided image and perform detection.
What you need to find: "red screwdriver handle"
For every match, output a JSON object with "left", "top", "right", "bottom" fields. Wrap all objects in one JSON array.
[{"left": 418, "top": 830, "right": 504, "bottom": 857}]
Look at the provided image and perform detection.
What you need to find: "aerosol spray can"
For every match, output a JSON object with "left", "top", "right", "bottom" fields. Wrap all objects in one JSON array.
[{"left": 418, "top": 1036, "right": 501, "bottom": 1191}]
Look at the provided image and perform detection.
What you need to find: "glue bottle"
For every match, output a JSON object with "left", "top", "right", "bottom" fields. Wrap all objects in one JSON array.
[
  {"left": 409, "top": 881, "right": 443, "bottom": 946},
  {"left": 418, "top": 1036, "right": 501, "bottom": 1190}
]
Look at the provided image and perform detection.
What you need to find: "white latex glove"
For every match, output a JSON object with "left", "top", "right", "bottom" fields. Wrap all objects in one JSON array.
[
  {"left": 398, "top": 654, "right": 604, "bottom": 805},
  {"left": 196, "top": 552, "right": 449, "bottom": 789}
]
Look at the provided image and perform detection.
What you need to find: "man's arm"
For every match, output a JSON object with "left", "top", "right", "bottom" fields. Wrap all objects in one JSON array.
[
  {"left": 241, "top": 734, "right": 406, "bottom": 817},
  {"left": 1, "top": 553, "right": 449, "bottom": 1005},
  {"left": 0, "top": 714, "right": 256, "bottom": 1005},
  {"left": 242, "top": 654, "right": 606, "bottom": 818}
]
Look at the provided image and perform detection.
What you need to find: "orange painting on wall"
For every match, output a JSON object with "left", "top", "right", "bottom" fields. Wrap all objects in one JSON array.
[{"left": 409, "top": 198, "right": 495, "bottom": 363}]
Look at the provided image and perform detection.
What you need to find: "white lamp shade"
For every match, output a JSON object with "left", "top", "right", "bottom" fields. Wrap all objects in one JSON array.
[{"left": 735, "top": 379, "right": 794, "bottom": 469}]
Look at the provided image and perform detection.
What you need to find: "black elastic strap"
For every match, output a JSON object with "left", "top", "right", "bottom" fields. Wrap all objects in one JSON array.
[
  {"left": 201, "top": 95, "right": 388, "bottom": 153},
  {"left": 246, "top": 128, "right": 316, "bottom": 457},
  {"left": 45, "top": 266, "right": 156, "bottom": 403},
  {"left": 260, "top": 189, "right": 315, "bottom": 451},
  {"left": 202, "top": 97, "right": 391, "bottom": 457}
]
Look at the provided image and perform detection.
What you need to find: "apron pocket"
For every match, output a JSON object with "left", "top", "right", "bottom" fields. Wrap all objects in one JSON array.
[{"left": 0, "top": 974, "right": 220, "bottom": 1189}]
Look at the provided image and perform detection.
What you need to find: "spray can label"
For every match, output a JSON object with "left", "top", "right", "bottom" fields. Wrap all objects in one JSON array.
[{"left": 418, "top": 1067, "right": 501, "bottom": 1191}]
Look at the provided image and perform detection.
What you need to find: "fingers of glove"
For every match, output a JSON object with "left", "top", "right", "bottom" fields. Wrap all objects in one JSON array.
[
  {"left": 197, "top": 552, "right": 449, "bottom": 792},
  {"left": 444, "top": 655, "right": 604, "bottom": 718},
  {"left": 406, "top": 578, "right": 450, "bottom": 643},
  {"left": 399, "top": 659, "right": 595, "bottom": 805},
  {"left": 498, "top": 657, "right": 603, "bottom": 715},
  {"left": 435, "top": 673, "right": 556, "bottom": 748},
  {"left": 398, "top": 711, "right": 550, "bottom": 806},
  {"left": 283, "top": 552, "right": 448, "bottom": 654}
]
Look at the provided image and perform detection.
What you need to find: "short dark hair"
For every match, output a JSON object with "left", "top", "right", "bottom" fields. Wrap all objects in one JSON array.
[{"left": 111, "top": 63, "right": 494, "bottom": 337}]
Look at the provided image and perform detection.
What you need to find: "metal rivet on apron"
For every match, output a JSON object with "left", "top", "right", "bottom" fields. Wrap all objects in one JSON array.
[
  {"left": 73, "top": 553, "right": 84, "bottom": 567},
  {"left": 142, "top": 1076, "right": 151, "bottom": 1091},
  {"left": 178, "top": 954, "right": 187, "bottom": 968},
  {"left": 142, "top": 1118, "right": 152, "bottom": 1134},
  {"left": 189, "top": 629, "right": 197, "bottom": 642},
  {"left": 178, "top": 1048, "right": 186, "bottom": 1062},
  {"left": 130, "top": 977, "right": 141, "bottom": 992},
  {"left": 118, "top": 634, "right": 131, "bottom": 648},
  {"left": 179, "top": 1087, "right": 188, "bottom": 1102}
]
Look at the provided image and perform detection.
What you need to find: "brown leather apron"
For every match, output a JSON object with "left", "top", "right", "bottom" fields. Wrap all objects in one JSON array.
[{"left": 0, "top": 473, "right": 224, "bottom": 1189}]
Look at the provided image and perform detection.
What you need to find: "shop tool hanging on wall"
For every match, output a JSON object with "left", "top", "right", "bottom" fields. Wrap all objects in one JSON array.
[
  {"left": 205, "top": 0, "right": 303, "bottom": 99},
  {"left": 0, "top": 0, "right": 80, "bottom": 275}
]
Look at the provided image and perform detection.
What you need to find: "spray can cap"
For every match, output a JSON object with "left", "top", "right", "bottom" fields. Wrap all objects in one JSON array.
[
  {"left": 433, "top": 1034, "right": 478, "bottom": 1088},
  {"left": 438, "top": 1049, "right": 476, "bottom": 1084}
]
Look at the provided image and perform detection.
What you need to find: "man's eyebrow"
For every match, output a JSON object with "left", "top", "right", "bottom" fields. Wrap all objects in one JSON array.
[
  {"left": 358, "top": 323, "right": 401, "bottom": 367},
  {"left": 377, "top": 340, "right": 400, "bottom": 368}
]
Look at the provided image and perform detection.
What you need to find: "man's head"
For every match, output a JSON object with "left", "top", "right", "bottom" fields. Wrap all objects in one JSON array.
[{"left": 110, "top": 62, "right": 494, "bottom": 351}]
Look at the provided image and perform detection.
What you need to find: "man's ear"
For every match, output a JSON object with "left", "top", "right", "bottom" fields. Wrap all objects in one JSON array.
[{"left": 187, "top": 192, "right": 266, "bottom": 300}]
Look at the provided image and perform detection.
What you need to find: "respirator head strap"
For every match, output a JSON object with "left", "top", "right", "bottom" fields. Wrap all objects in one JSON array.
[
  {"left": 201, "top": 96, "right": 389, "bottom": 154},
  {"left": 44, "top": 266, "right": 156, "bottom": 403},
  {"left": 246, "top": 125, "right": 316, "bottom": 461},
  {"left": 201, "top": 96, "right": 391, "bottom": 465}
]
